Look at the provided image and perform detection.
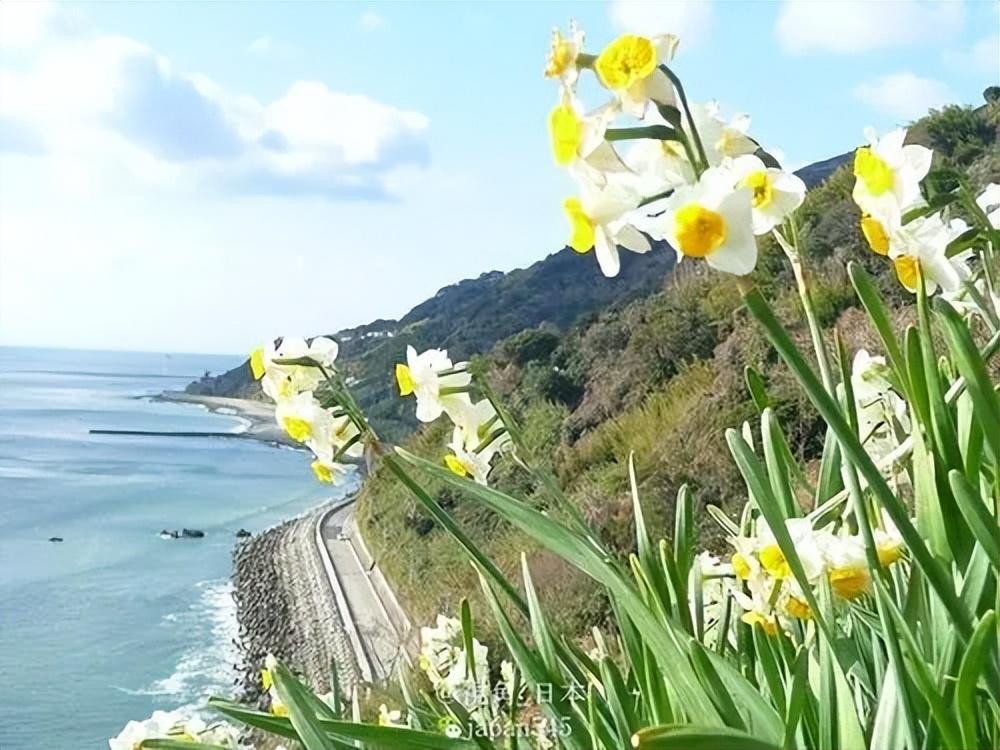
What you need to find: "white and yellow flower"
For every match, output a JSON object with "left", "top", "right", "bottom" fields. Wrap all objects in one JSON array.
[
  {"left": 548, "top": 95, "right": 627, "bottom": 182},
  {"left": 756, "top": 518, "right": 826, "bottom": 583},
  {"left": 250, "top": 336, "right": 339, "bottom": 403},
  {"left": 726, "top": 154, "right": 806, "bottom": 235},
  {"left": 444, "top": 440, "right": 493, "bottom": 484},
  {"left": 651, "top": 168, "right": 757, "bottom": 275},
  {"left": 852, "top": 127, "right": 932, "bottom": 219},
  {"left": 687, "top": 101, "right": 757, "bottom": 168},
  {"left": 820, "top": 535, "right": 871, "bottom": 600},
  {"left": 887, "top": 212, "right": 968, "bottom": 294},
  {"left": 872, "top": 513, "right": 906, "bottom": 567},
  {"left": 593, "top": 33, "right": 678, "bottom": 117},
  {"left": 860, "top": 211, "right": 893, "bottom": 256},
  {"left": 624, "top": 125, "right": 696, "bottom": 196},
  {"left": 395, "top": 346, "right": 472, "bottom": 423},
  {"left": 544, "top": 20, "right": 585, "bottom": 91},
  {"left": 274, "top": 390, "right": 332, "bottom": 444},
  {"left": 377, "top": 704, "right": 406, "bottom": 727},
  {"left": 110, "top": 712, "right": 241, "bottom": 750},
  {"left": 563, "top": 174, "right": 650, "bottom": 277}
]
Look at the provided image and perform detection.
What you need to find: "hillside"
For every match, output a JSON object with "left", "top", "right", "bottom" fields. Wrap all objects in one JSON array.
[
  {"left": 353, "top": 100, "right": 1000, "bottom": 646},
  {"left": 188, "top": 153, "right": 851, "bottom": 439}
]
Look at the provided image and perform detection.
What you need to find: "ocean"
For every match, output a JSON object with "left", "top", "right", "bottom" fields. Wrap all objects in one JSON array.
[{"left": 0, "top": 347, "right": 354, "bottom": 749}]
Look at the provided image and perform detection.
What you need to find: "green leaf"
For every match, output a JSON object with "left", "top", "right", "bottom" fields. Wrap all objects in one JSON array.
[
  {"left": 632, "top": 725, "right": 782, "bottom": 750},
  {"left": 936, "top": 298, "right": 1000, "bottom": 461},
  {"left": 383, "top": 454, "right": 527, "bottom": 614},
  {"left": 955, "top": 611, "right": 999, "bottom": 749},
  {"left": 673, "top": 484, "right": 695, "bottom": 577},
  {"left": 744, "top": 288, "right": 973, "bottom": 639},
  {"left": 745, "top": 366, "right": 770, "bottom": 412},
  {"left": 876, "top": 578, "right": 964, "bottom": 748},
  {"left": 396, "top": 448, "right": 727, "bottom": 730},
  {"left": 947, "top": 470, "right": 1000, "bottom": 570},
  {"left": 521, "top": 554, "right": 560, "bottom": 676},
  {"left": 605, "top": 125, "right": 680, "bottom": 142},
  {"left": 270, "top": 659, "right": 337, "bottom": 750},
  {"left": 478, "top": 574, "right": 593, "bottom": 750},
  {"left": 848, "top": 263, "right": 909, "bottom": 395}
]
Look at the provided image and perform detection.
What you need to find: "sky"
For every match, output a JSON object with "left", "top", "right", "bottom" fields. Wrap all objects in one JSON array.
[{"left": 0, "top": 0, "right": 996, "bottom": 355}]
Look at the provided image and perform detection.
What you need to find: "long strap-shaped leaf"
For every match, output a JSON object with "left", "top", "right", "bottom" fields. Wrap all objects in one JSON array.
[
  {"left": 632, "top": 725, "right": 782, "bottom": 750},
  {"left": 396, "top": 448, "right": 727, "bottom": 729},
  {"left": 744, "top": 288, "right": 973, "bottom": 639}
]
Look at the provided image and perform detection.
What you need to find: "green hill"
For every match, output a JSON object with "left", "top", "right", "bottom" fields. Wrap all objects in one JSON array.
[{"left": 353, "top": 100, "right": 1000, "bottom": 644}]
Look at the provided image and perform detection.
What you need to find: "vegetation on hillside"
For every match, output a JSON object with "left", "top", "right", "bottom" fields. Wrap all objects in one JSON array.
[{"left": 357, "top": 100, "right": 1000, "bottom": 647}]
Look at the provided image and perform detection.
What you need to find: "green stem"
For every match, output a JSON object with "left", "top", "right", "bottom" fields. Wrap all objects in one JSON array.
[
  {"left": 660, "top": 65, "right": 708, "bottom": 174},
  {"left": 780, "top": 219, "right": 837, "bottom": 396}
]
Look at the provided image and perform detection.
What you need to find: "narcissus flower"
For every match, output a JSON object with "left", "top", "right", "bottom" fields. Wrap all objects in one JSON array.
[
  {"left": 544, "top": 21, "right": 585, "bottom": 90},
  {"left": 563, "top": 175, "right": 650, "bottom": 277},
  {"left": 821, "top": 536, "right": 871, "bottom": 600},
  {"left": 109, "top": 712, "right": 241, "bottom": 750},
  {"left": 395, "top": 346, "right": 471, "bottom": 423},
  {"left": 250, "top": 336, "right": 339, "bottom": 402},
  {"left": 726, "top": 154, "right": 806, "bottom": 235},
  {"left": 887, "top": 213, "right": 968, "bottom": 294},
  {"left": 548, "top": 96, "right": 626, "bottom": 181},
  {"left": 624, "top": 127, "right": 696, "bottom": 196},
  {"left": 852, "top": 127, "right": 932, "bottom": 218},
  {"left": 377, "top": 704, "right": 406, "bottom": 727},
  {"left": 860, "top": 213, "right": 891, "bottom": 255},
  {"left": 652, "top": 169, "right": 757, "bottom": 275},
  {"left": 274, "top": 391, "right": 331, "bottom": 444},
  {"left": 594, "top": 33, "right": 678, "bottom": 117},
  {"left": 688, "top": 101, "right": 757, "bottom": 167}
]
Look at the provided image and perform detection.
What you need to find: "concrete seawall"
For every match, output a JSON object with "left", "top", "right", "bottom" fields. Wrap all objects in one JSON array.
[{"left": 231, "top": 503, "right": 360, "bottom": 704}]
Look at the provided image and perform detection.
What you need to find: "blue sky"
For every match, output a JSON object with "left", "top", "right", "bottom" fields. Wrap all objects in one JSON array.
[{"left": 0, "top": 1, "right": 996, "bottom": 354}]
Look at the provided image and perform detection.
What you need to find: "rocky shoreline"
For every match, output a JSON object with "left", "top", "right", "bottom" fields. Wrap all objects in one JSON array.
[{"left": 231, "top": 502, "right": 360, "bottom": 706}]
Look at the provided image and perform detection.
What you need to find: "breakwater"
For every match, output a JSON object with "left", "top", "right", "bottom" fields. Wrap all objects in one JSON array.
[{"left": 231, "top": 503, "right": 360, "bottom": 705}]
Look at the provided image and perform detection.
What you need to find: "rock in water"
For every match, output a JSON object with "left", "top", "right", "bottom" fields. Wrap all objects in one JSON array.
[
  {"left": 181, "top": 528, "right": 205, "bottom": 539},
  {"left": 48, "top": 537, "right": 64, "bottom": 543},
  {"left": 236, "top": 528, "right": 252, "bottom": 538}
]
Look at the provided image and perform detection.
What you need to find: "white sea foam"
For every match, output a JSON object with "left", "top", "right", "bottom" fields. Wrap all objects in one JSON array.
[{"left": 131, "top": 579, "right": 240, "bottom": 711}]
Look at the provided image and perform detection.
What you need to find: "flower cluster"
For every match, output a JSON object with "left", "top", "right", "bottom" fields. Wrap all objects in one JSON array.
[
  {"left": 109, "top": 710, "right": 245, "bottom": 749},
  {"left": 545, "top": 24, "right": 805, "bottom": 278},
  {"left": 395, "top": 346, "right": 511, "bottom": 484},
  {"left": 853, "top": 127, "right": 999, "bottom": 308},
  {"left": 418, "top": 614, "right": 493, "bottom": 710},
  {"left": 250, "top": 336, "right": 362, "bottom": 483},
  {"left": 728, "top": 515, "right": 904, "bottom": 635}
]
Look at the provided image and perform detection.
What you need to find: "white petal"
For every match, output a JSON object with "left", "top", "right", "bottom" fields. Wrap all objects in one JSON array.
[
  {"left": 643, "top": 68, "right": 675, "bottom": 107},
  {"left": 594, "top": 227, "right": 621, "bottom": 277},
  {"left": 615, "top": 224, "right": 651, "bottom": 253},
  {"left": 901, "top": 144, "right": 932, "bottom": 181}
]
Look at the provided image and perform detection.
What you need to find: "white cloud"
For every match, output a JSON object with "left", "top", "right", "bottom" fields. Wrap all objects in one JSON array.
[
  {"left": 0, "top": 24, "right": 429, "bottom": 199},
  {"left": 359, "top": 10, "right": 385, "bottom": 30},
  {"left": 944, "top": 32, "right": 999, "bottom": 75},
  {"left": 854, "top": 72, "right": 956, "bottom": 121},
  {"left": 609, "top": 0, "right": 712, "bottom": 46},
  {"left": 776, "top": 0, "right": 964, "bottom": 55}
]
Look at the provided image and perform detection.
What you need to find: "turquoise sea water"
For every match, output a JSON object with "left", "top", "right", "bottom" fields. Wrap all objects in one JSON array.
[{"left": 0, "top": 347, "right": 353, "bottom": 749}]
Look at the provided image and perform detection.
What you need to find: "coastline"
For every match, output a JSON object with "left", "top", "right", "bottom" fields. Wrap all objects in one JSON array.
[
  {"left": 231, "top": 500, "right": 361, "bottom": 704},
  {"left": 156, "top": 388, "right": 399, "bottom": 705},
  {"left": 155, "top": 391, "right": 296, "bottom": 447}
]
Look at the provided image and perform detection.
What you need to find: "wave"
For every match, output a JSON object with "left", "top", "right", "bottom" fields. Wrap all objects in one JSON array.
[{"left": 119, "top": 579, "right": 240, "bottom": 711}]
